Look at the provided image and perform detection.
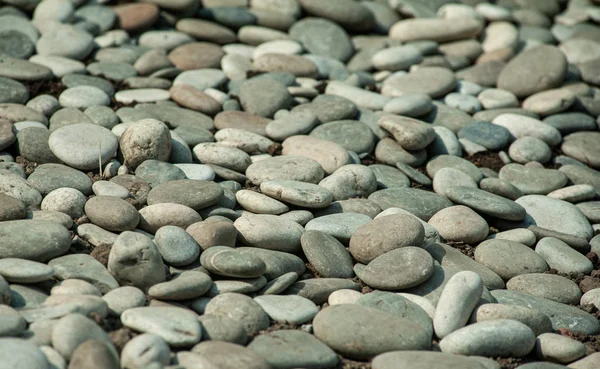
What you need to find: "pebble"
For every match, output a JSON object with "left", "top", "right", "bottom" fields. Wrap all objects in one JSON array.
[
  {"left": 372, "top": 351, "right": 492, "bottom": 369},
  {"left": 429, "top": 205, "right": 489, "bottom": 244},
  {"left": 535, "top": 237, "right": 594, "bottom": 275},
  {"left": 305, "top": 213, "right": 371, "bottom": 243},
  {"left": 499, "top": 164, "right": 568, "bottom": 195},
  {"left": 313, "top": 304, "right": 431, "bottom": 360},
  {"left": 52, "top": 313, "right": 117, "bottom": 361},
  {"left": 369, "top": 188, "right": 453, "bottom": 221},
  {"left": 301, "top": 230, "right": 354, "bottom": 278},
  {"left": 148, "top": 271, "right": 212, "bottom": 301},
  {"left": 190, "top": 341, "right": 270, "bottom": 369},
  {"left": 120, "top": 119, "right": 172, "bottom": 170},
  {"left": 120, "top": 334, "right": 170, "bottom": 369},
  {"left": 535, "top": 333, "right": 586, "bottom": 364},
  {"left": 85, "top": 196, "right": 139, "bottom": 232},
  {"left": 0, "top": 258, "right": 54, "bottom": 283},
  {"left": 0, "top": 220, "right": 71, "bottom": 261},
  {"left": 260, "top": 179, "right": 332, "bottom": 209},
  {"left": 235, "top": 214, "right": 304, "bottom": 253},
  {"left": 121, "top": 306, "right": 202, "bottom": 347},
  {"left": 204, "top": 292, "right": 270, "bottom": 335},
  {"left": 492, "top": 114, "right": 562, "bottom": 146},
  {"left": 49, "top": 123, "right": 117, "bottom": 170},
  {"left": 508, "top": 136, "right": 552, "bottom": 164},
  {"left": 198, "top": 314, "right": 247, "bottom": 345},
  {"left": 254, "top": 295, "right": 318, "bottom": 324},
  {"left": 0, "top": 338, "right": 52, "bottom": 369},
  {"left": 381, "top": 67, "right": 457, "bottom": 98},
  {"left": 562, "top": 132, "right": 600, "bottom": 169},
  {"left": 475, "top": 239, "right": 549, "bottom": 280},
  {"left": 440, "top": 319, "right": 536, "bottom": 357}
]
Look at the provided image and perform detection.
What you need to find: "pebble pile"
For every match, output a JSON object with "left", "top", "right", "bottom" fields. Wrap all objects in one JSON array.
[{"left": 1, "top": 0, "right": 600, "bottom": 368}]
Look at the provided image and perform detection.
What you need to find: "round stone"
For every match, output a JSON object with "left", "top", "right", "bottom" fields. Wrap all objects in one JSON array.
[
  {"left": 120, "top": 119, "right": 172, "bottom": 170},
  {"left": 0, "top": 258, "right": 54, "bottom": 283},
  {"left": 474, "top": 239, "right": 549, "bottom": 280},
  {"left": 368, "top": 188, "right": 453, "bottom": 221},
  {"left": 310, "top": 120, "right": 374, "bottom": 155},
  {"left": 383, "top": 94, "right": 433, "bottom": 117},
  {"left": 48, "top": 123, "right": 118, "bottom": 171},
  {"left": 58, "top": 86, "right": 110, "bottom": 110},
  {"left": 561, "top": 132, "right": 600, "bottom": 169},
  {"left": 41, "top": 187, "right": 86, "bottom": 218},
  {"left": 444, "top": 93, "right": 482, "bottom": 114},
  {"left": 154, "top": 225, "right": 201, "bottom": 267},
  {"left": 357, "top": 247, "right": 434, "bottom": 290},
  {"left": 35, "top": 26, "right": 94, "bottom": 60},
  {"left": 458, "top": 121, "right": 511, "bottom": 150},
  {"left": 506, "top": 273, "right": 582, "bottom": 305},
  {"left": 428, "top": 205, "right": 489, "bottom": 244},
  {"left": 381, "top": 67, "right": 457, "bottom": 98},
  {"left": 85, "top": 196, "right": 139, "bottom": 232},
  {"left": 204, "top": 293, "right": 270, "bottom": 335},
  {"left": 289, "top": 17, "right": 354, "bottom": 62},
  {"left": 508, "top": 136, "right": 552, "bottom": 164},
  {"left": 253, "top": 295, "right": 319, "bottom": 324},
  {"left": 234, "top": 214, "right": 304, "bottom": 253},
  {"left": 168, "top": 42, "right": 224, "bottom": 70},
  {"left": 0, "top": 338, "right": 55, "bottom": 369},
  {"left": 200, "top": 246, "right": 266, "bottom": 278},
  {"left": 372, "top": 45, "right": 423, "bottom": 71}
]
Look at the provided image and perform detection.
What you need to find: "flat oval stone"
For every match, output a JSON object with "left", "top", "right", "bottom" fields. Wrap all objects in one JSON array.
[
  {"left": 36, "top": 26, "right": 94, "bottom": 60},
  {"left": 313, "top": 304, "right": 431, "bottom": 360},
  {"left": 372, "top": 351, "right": 489, "bottom": 369},
  {"left": 535, "top": 237, "right": 594, "bottom": 275},
  {"left": 444, "top": 186, "right": 526, "bottom": 221},
  {"left": 349, "top": 214, "right": 424, "bottom": 264},
  {"left": 58, "top": 86, "right": 110, "bottom": 110},
  {"left": 284, "top": 278, "right": 360, "bottom": 305},
  {"left": 426, "top": 155, "right": 484, "bottom": 183},
  {"left": 139, "top": 203, "right": 202, "bottom": 234},
  {"left": 515, "top": 195, "right": 594, "bottom": 239},
  {"left": 153, "top": 225, "right": 200, "bottom": 266},
  {"left": 389, "top": 17, "right": 483, "bottom": 43},
  {"left": 471, "top": 303, "right": 553, "bottom": 336},
  {"left": 381, "top": 67, "right": 457, "bottom": 98},
  {"left": 0, "top": 56, "right": 53, "bottom": 81},
  {"left": 0, "top": 77, "right": 28, "bottom": 104},
  {"left": 201, "top": 246, "right": 265, "bottom": 278},
  {"left": 429, "top": 205, "right": 489, "bottom": 244},
  {"left": 234, "top": 214, "right": 304, "bottom": 253},
  {"left": 246, "top": 155, "right": 324, "bottom": 185},
  {"left": 190, "top": 341, "right": 270, "bottom": 369},
  {"left": 432, "top": 167, "right": 477, "bottom": 197},
  {"left": 561, "top": 132, "right": 600, "bottom": 169},
  {"left": 377, "top": 114, "right": 435, "bottom": 151},
  {"left": 148, "top": 271, "right": 212, "bottom": 300},
  {"left": 197, "top": 314, "right": 247, "bottom": 345},
  {"left": 0, "top": 258, "right": 53, "bottom": 283},
  {"left": 237, "top": 247, "right": 305, "bottom": 281},
  {"left": 508, "top": 136, "right": 552, "bottom": 164},
  {"left": 121, "top": 306, "right": 202, "bottom": 347},
  {"left": 238, "top": 78, "right": 292, "bottom": 118},
  {"left": 499, "top": 164, "right": 568, "bottom": 195},
  {"left": 260, "top": 179, "right": 332, "bottom": 209},
  {"left": 497, "top": 45, "right": 567, "bottom": 98},
  {"left": 193, "top": 142, "right": 251, "bottom": 173},
  {"left": 253, "top": 295, "right": 318, "bottom": 324},
  {"left": 281, "top": 135, "right": 350, "bottom": 174},
  {"left": 305, "top": 213, "right": 371, "bottom": 243},
  {"left": 292, "top": 94, "right": 357, "bottom": 124},
  {"left": 248, "top": 330, "right": 338, "bottom": 369},
  {"left": 357, "top": 247, "right": 434, "bottom": 290},
  {"left": 507, "top": 273, "right": 582, "bottom": 305},
  {"left": 289, "top": 17, "right": 354, "bottom": 62},
  {"left": 204, "top": 292, "right": 270, "bottom": 335},
  {"left": 492, "top": 113, "right": 562, "bottom": 146},
  {"left": 0, "top": 171, "right": 42, "bottom": 207},
  {"left": 0, "top": 220, "right": 71, "bottom": 261},
  {"left": 0, "top": 338, "right": 49, "bottom": 369},
  {"left": 492, "top": 289, "right": 600, "bottom": 335},
  {"left": 368, "top": 188, "right": 453, "bottom": 221},
  {"left": 383, "top": 93, "right": 433, "bottom": 117},
  {"left": 440, "top": 319, "right": 535, "bottom": 357},
  {"left": 310, "top": 120, "right": 374, "bottom": 154},
  {"left": 120, "top": 334, "right": 170, "bottom": 369},
  {"left": 301, "top": 230, "right": 355, "bottom": 278},
  {"left": 48, "top": 123, "right": 117, "bottom": 171},
  {"left": 85, "top": 196, "right": 139, "bottom": 232},
  {"left": 147, "top": 179, "right": 223, "bottom": 211},
  {"left": 369, "top": 164, "right": 411, "bottom": 189},
  {"left": 474, "top": 239, "right": 548, "bottom": 280}
]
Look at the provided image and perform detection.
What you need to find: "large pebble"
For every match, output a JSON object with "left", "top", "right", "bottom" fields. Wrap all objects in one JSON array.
[
  {"left": 434, "top": 271, "right": 483, "bottom": 338},
  {"left": 260, "top": 179, "right": 332, "bottom": 209},
  {"left": 474, "top": 239, "right": 548, "bottom": 280},
  {"left": 235, "top": 214, "right": 304, "bottom": 253}
]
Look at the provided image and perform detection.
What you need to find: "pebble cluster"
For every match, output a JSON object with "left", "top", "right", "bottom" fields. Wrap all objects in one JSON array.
[{"left": 1, "top": 0, "right": 600, "bottom": 368}]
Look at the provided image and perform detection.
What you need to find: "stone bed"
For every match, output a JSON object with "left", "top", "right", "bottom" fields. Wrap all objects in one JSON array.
[{"left": 1, "top": 0, "right": 600, "bottom": 368}]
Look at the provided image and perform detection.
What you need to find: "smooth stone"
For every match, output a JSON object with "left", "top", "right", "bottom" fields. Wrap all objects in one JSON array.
[
  {"left": 523, "top": 88, "right": 575, "bottom": 116},
  {"left": 377, "top": 114, "right": 435, "bottom": 151},
  {"left": 497, "top": 45, "right": 567, "bottom": 98},
  {"left": 492, "top": 114, "right": 562, "bottom": 146},
  {"left": 559, "top": 165, "right": 600, "bottom": 196},
  {"left": 58, "top": 86, "right": 110, "bottom": 110},
  {"left": 444, "top": 186, "right": 526, "bottom": 221},
  {"left": 193, "top": 143, "right": 251, "bottom": 173},
  {"left": 121, "top": 306, "right": 202, "bottom": 347},
  {"left": 0, "top": 220, "right": 70, "bottom": 262},
  {"left": 471, "top": 303, "right": 553, "bottom": 336},
  {"left": 248, "top": 330, "right": 339, "bottom": 369},
  {"left": 425, "top": 242, "right": 505, "bottom": 290},
  {"left": 0, "top": 258, "right": 53, "bottom": 283},
  {"left": 372, "top": 45, "right": 423, "bottom": 71},
  {"left": 429, "top": 126, "right": 462, "bottom": 157},
  {"left": 204, "top": 293, "right": 270, "bottom": 335},
  {"left": 547, "top": 185, "right": 596, "bottom": 204},
  {"left": 368, "top": 187, "right": 453, "bottom": 221},
  {"left": 200, "top": 246, "right": 265, "bottom": 278},
  {"left": 426, "top": 155, "right": 484, "bottom": 183},
  {"left": 190, "top": 341, "right": 270, "bottom": 369},
  {"left": 488, "top": 228, "right": 537, "bottom": 246},
  {"left": 87, "top": 61, "right": 137, "bottom": 81},
  {"left": 246, "top": 155, "right": 324, "bottom": 185},
  {"left": 148, "top": 271, "right": 212, "bottom": 301},
  {"left": 357, "top": 247, "right": 434, "bottom": 290},
  {"left": 84, "top": 196, "right": 139, "bottom": 232},
  {"left": 507, "top": 273, "right": 582, "bottom": 305},
  {"left": 0, "top": 338, "right": 49, "bottom": 369},
  {"left": 389, "top": 17, "right": 483, "bottom": 43},
  {"left": 305, "top": 213, "right": 371, "bottom": 243},
  {"left": 0, "top": 56, "right": 53, "bottom": 81},
  {"left": 434, "top": 271, "right": 483, "bottom": 339},
  {"left": 508, "top": 136, "right": 552, "bottom": 164},
  {"left": 381, "top": 67, "right": 457, "bottom": 98},
  {"left": 0, "top": 77, "right": 28, "bottom": 104},
  {"left": 237, "top": 247, "right": 305, "bottom": 281},
  {"left": 477, "top": 88, "right": 519, "bottom": 110},
  {"left": 15, "top": 126, "right": 61, "bottom": 164},
  {"left": 289, "top": 17, "right": 354, "bottom": 62},
  {"left": 325, "top": 81, "right": 390, "bottom": 111},
  {"left": 372, "top": 351, "right": 491, "bottom": 369},
  {"left": 120, "top": 119, "right": 171, "bottom": 170},
  {"left": 515, "top": 195, "right": 594, "bottom": 239},
  {"left": 198, "top": 314, "right": 247, "bottom": 344},
  {"left": 281, "top": 135, "right": 350, "bottom": 175},
  {"left": 383, "top": 94, "right": 433, "bottom": 117},
  {"left": 284, "top": 278, "right": 360, "bottom": 305},
  {"left": 208, "top": 276, "right": 267, "bottom": 296},
  {"left": 328, "top": 289, "right": 362, "bottom": 305},
  {"left": 260, "top": 179, "right": 332, "bottom": 209},
  {"left": 492, "top": 289, "right": 600, "bottom": 335},
  {"left": 0, "top": 193, "right": 26, "bottom": 221},
  {"left": 535, "top": 237, "right": 594, "bottom": 275},
  {"left": 48, "top": 123, "right": 117, "bottom": 171},
  {"left": 153, "top": 226, "right": 200, "bottom": 266},
  {"left": 259, "top": 271, "right": 298, "bottom": 295},
  {"left": 474, "top": 239, "right": 549, "bottom": 280},
  {"left": 349, "top": 213, "right": 424, "bottom": 264},
  {"left": 253, "top": 295, "right": 318, "bottom": 324},
  {"left": 499, "top": 164, "right": 568, "bottom": 195},
  {"left": 101, "top": 286, "right": 146, "bottom": 316},
  {"left": 535, "top": 333, "right": 586, "bottom": 364},
  {"left": 374, "top": 137, "right": 427, "bottom": 167},
  {"left": 186, "top": 219, "right": 237, "bottom": 251},
  {"left": 0, "top": 305, "right": 26, "bottom": 337},
  {"left": 313, "top": 304, "right": 431, "bottom": 360},
  {"left": 439, "top": 319, "right": 535, "bottom": 357},
  {"left": 317, "top": 164, "right": 377, "bottom": 201},
  {"left": 562, "top": 132, "right": 600, "bottom": 169},
  {"left": 120, "top": 334, "right": 170, "bottom": 369},
  {"left": 310, "top": 120, "right": 374, "bottom": 155},
  {"left": 234, "top": 214, "right": 304, "bottom": 253},
  {"left": 51, "top": 313, "right": 117, "bottom": 361},
  {"left": 291, "top": 94, "right": 357, "bottom": 124},
  {"left": 173, "top": 69, "right": 227, "bottom": 92},
  {"left": 432, "top": 167, "right": 477, "bottom": 197},
  {"left": 543, "top": 112, "right": 597, "bottom": 135},
  {"left": 301, "top": 230, "right": 355, "bottom": 278},
  {"left": 429, "top": 205, "right": 489, "bottom": 244},
  {"left": 36, "top": 26, "right": 94, "bottom": 60},
  {"left": 444, "top": 92, "right": 482, "bottom": 114},
  {"left": 134, "top": 160, "right": 186, "bottom": 188},
  {"left": 369, "top": 164, "right": 411, "bottom": 188},
  {"left": 569, "top": 352, "right": 600, "bottom": 369},
  {"left": 107, "top": 231, "right": 166, "bottom": 291},
  {"left": 92, "top": 181, "right": 130, "bottom": 199},
  {"left": 0, "top": 171, "right": 42, "bottom": 208},
  {"left": 48, "top": 254, "right": 119, "bottom": 294},
  {"left": 238, "top": 78, "right": 291, "bottom": 118},
  {"left": 147, "top": 179, "right": 223, "bottom": 211},
  {"left": 235, "top": 190, "right": 288, "bottom": 215}
]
